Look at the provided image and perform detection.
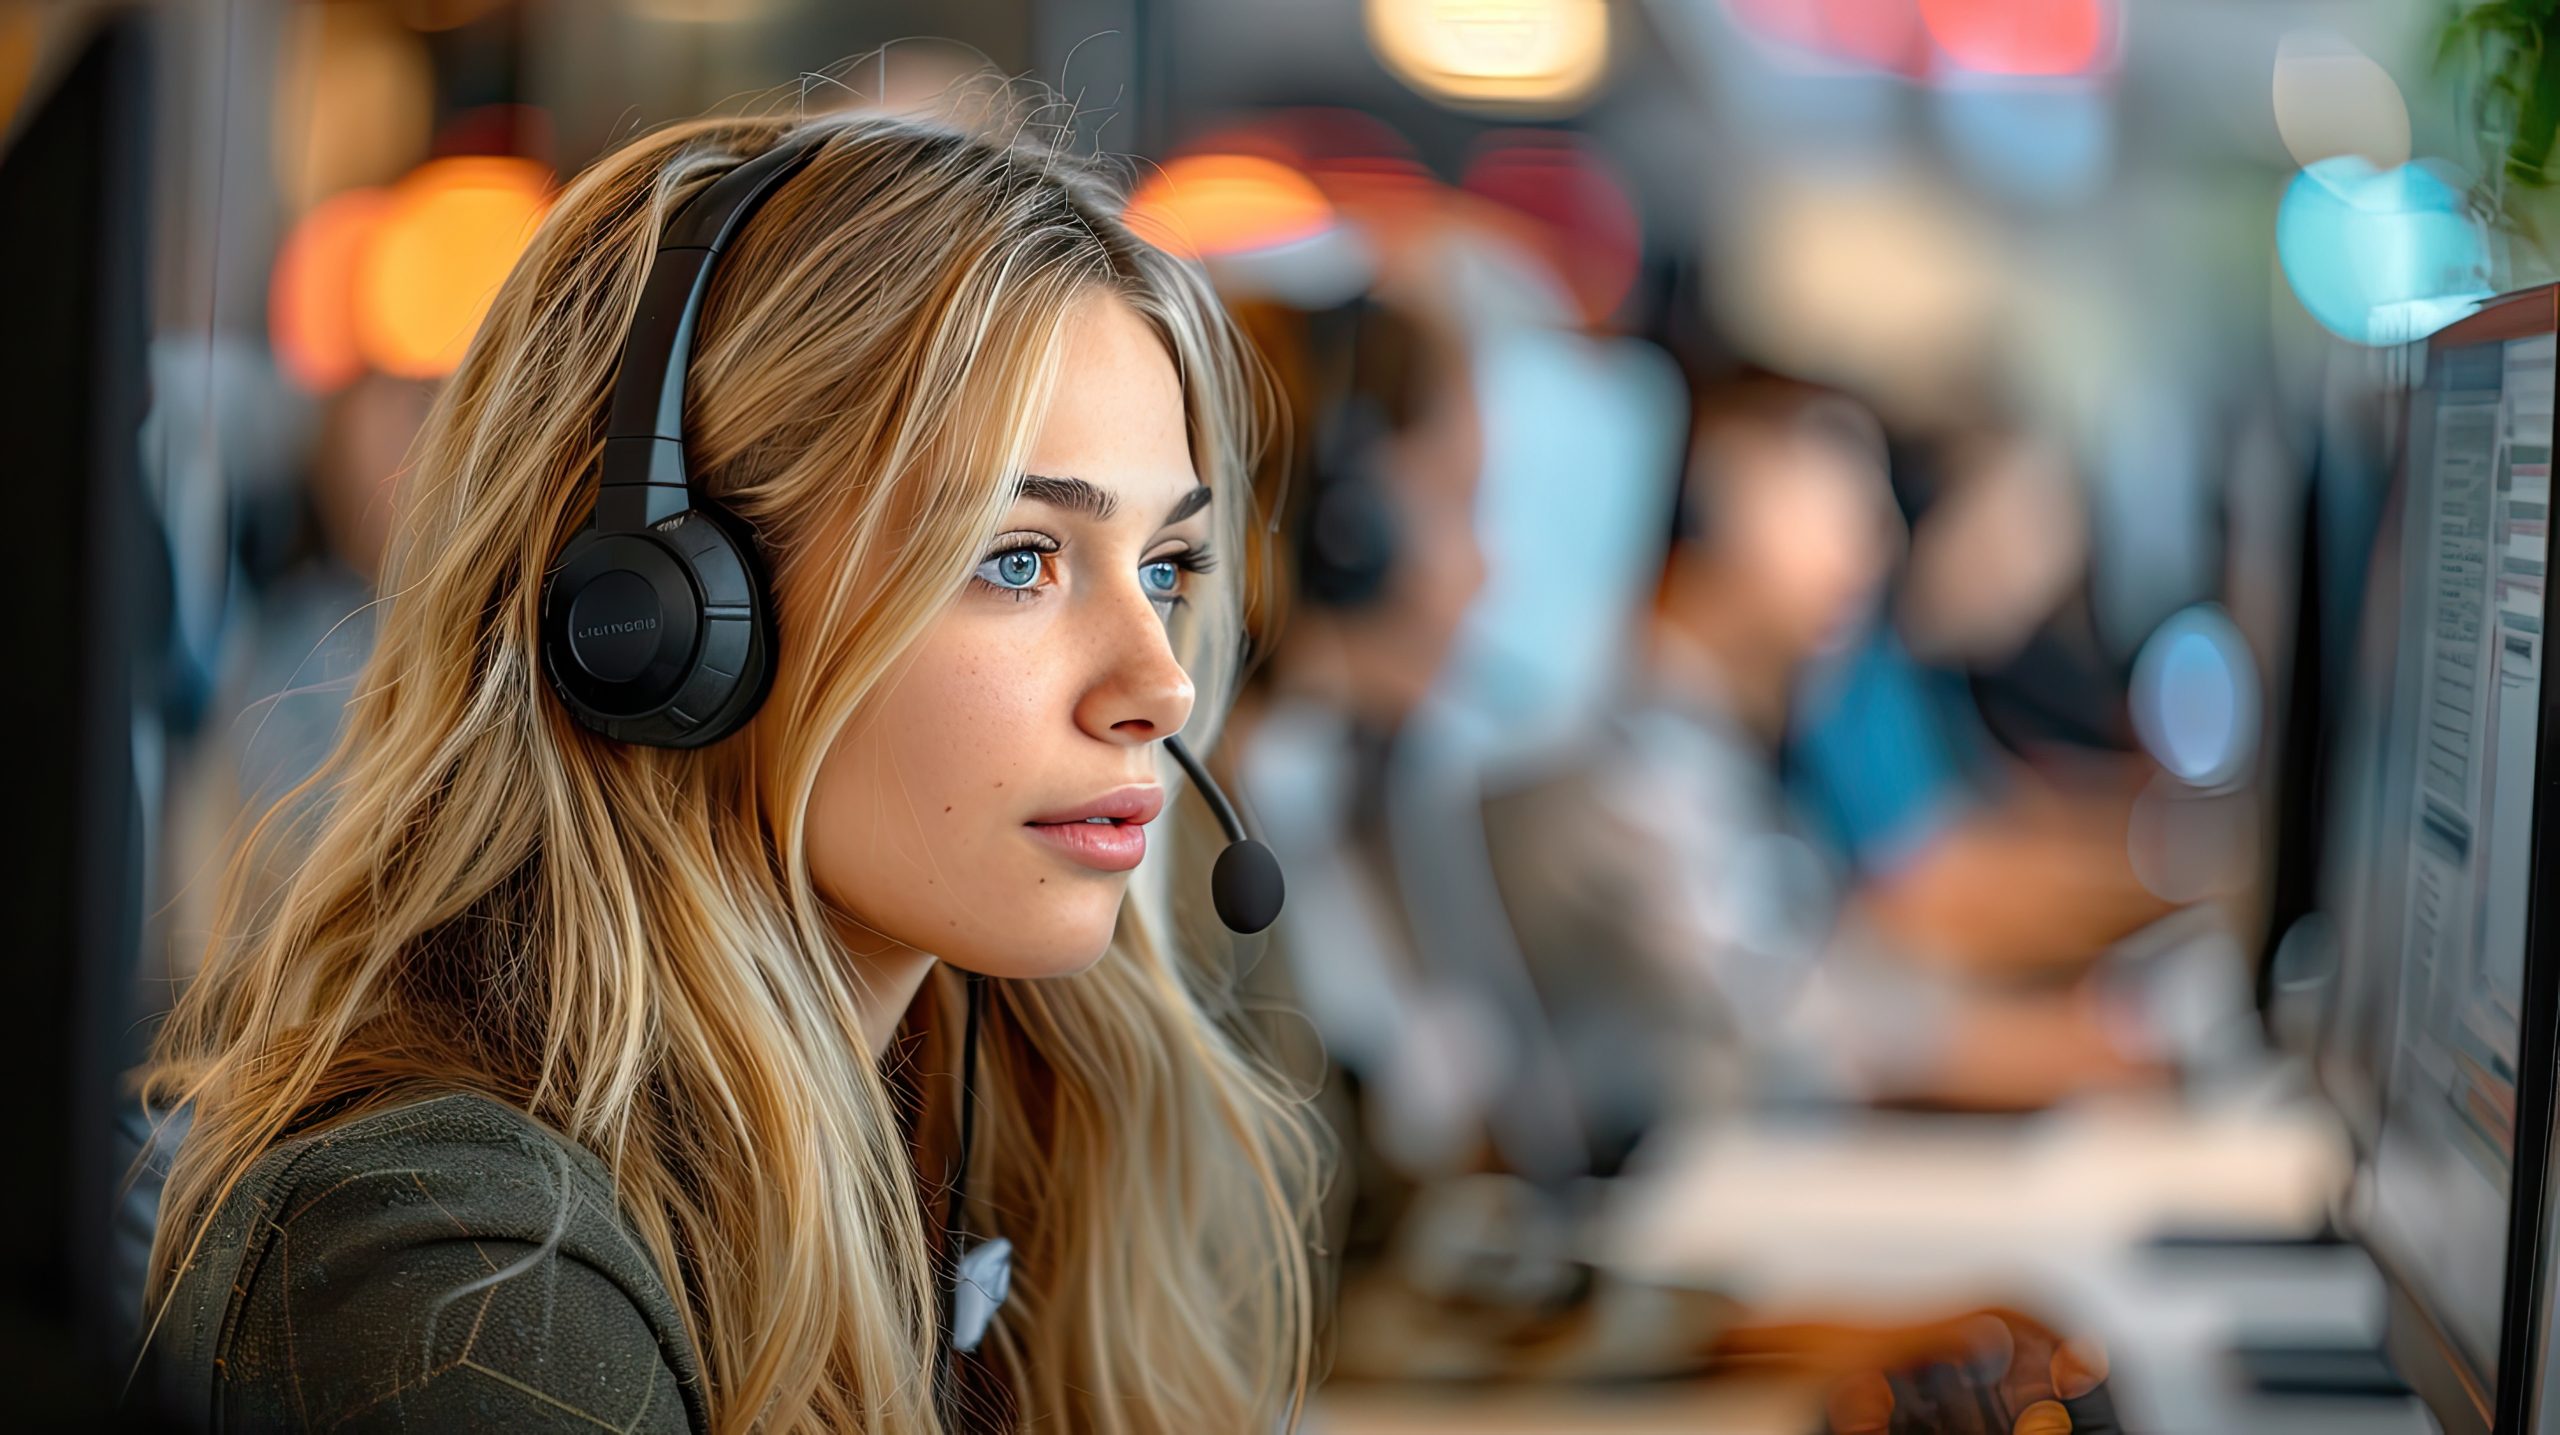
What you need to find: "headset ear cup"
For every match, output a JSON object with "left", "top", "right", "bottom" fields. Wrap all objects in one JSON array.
[
  {"left": 1298, "top": 446, "right": 1400, "bottom": 609},
  {"left": 673, "top": 502, "right": 778, "bottom": 744},
  {"left": 539, "top": 503, "right": 774, "bottom": 749},
  {"left": 644, "top": 503, "right": 772, "bottom": 748}
]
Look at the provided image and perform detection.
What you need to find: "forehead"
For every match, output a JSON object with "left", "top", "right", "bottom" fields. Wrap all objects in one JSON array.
[{"left": 1022, "top": 293, "right": 1197, "bottom": 509}]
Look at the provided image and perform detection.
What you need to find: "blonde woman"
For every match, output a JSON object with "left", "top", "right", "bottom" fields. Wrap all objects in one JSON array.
[{"left": 135, "top": 108, "right": 1321, "bottom": 1434}]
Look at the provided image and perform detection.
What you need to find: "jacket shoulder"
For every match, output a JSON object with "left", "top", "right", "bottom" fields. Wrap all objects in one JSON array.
[{"left": 156, "top": 1092, "right": 706, "bottom": 1434}]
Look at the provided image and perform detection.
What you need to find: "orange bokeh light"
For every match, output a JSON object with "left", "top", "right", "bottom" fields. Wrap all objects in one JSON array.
[
  {"left": 353, "top": 156, "right": 552, "bottom": 380},
  {"left": 271, "top": 188, "right": 392, "bottom": 394},
  {"left": 1124, "top": 154, "right": 1337, "bottom": 261}
]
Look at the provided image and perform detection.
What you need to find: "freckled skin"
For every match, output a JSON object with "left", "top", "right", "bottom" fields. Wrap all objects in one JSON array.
[{"left": 804, "top": 294, "right": 1204, "bottom": 978}]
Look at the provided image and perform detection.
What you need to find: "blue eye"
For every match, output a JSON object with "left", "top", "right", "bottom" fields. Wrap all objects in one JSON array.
[
  {"left": 1141, "top": 548, "right": 1215, "bottom": 610},
  {"left": 976, "top": 548, "right": 1045, "bottom": 592}
]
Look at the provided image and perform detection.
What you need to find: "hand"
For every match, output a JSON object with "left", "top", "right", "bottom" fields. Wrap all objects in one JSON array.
[{"left": 1719, "top": 1306, "right": 2110, "bottom": 1434}]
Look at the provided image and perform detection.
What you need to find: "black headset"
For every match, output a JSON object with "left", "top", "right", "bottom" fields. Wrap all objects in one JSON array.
[
  {"left": 536, "top": 130, "right": 1286, "bottom": 1389},
  {"left": 538, "top": 138, "right": 818, "bottom": 749},
  {"left": 1294, "top": 296, "right": 1403, "bottom": 610}
]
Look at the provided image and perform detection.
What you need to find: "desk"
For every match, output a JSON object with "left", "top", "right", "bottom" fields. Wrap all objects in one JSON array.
[
  {"left": 1312, "top": 1375, "right": 1816, "bottom": 1434},
  {"left": 1593, "top": 1074, "right": 2431, "bottom": 1432},
  {"left": 1601, "top": 1091, "right": 2349, "bottom": 1312}
]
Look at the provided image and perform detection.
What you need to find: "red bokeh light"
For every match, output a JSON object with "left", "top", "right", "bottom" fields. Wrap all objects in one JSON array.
[
  {"left": 1918, "top": 0, "right": 2112, "bottom": 77},
  {"left": 1725, "top": 0, "right": 2111, "bottom": 79},
  {"left": 1461, "top": 131, "right": 1642, "bottom": 326}
]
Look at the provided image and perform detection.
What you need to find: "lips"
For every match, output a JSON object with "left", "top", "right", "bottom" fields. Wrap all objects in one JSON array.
[{"left": 1022, "top": 785, "right": 1163, "bottom": 873}]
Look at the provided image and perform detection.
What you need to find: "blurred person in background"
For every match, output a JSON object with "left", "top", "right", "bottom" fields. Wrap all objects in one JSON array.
[
  {"left": 132, "top": 107, "right": 1322, "bottom": 1435},
  {"left": 222, "top": 374, "right": 426, "bottom": 803},
  {"left": 116, "top": 373, "right": 434, "bottom": 1340},
  {"left": 1221, "top": 287, "right": 2127, "bottom": 1422},
  {"left": 1215, "top": 204, "right": 1507, "bottom": 1168},
  {"left": 1224, "top": 232, "right": 1771, "bottom": 1390},
  {"left": 1223, "top": 261, "right": 1492, "bottom": 1283},
  {"left": 154, "top": 372, "right": 434, "bottom": 992},
  {"left": 1484, "top": 371, "right": 2167, "bottom": 1113},
  {"left": 1789, "top": 424, "right": 2182, "bottom": 988}
]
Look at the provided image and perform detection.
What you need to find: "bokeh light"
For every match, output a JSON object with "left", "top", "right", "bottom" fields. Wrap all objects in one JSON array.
[
  {"left": 2275, "top": 156, "right": 2490, "bottom": 347},
  {"left": 1124, "top": 153, "right": 1338, "bottom": 261},
  {"left": 1718, "top": 173, "right": 2000, "bottom": 412},
  {"left": 1365, "top": 0, "right": 1611, "bottom": 110},
  {"left": 2130, "top": 604, "right": 2258, "bottom": 788},
  {"left": 1917, "top": 0, "right": 2113, "bottom": 78},
  {"left": 353, "top": 156, "right": 552, "bottom": 380},
  {"left": 1728, "top": 0, "right": 2112, "bottom": 79},
  {"left": 270, "top": 188, "right": 390, "bottom": 395},
  {"left": 2271, "top": 30, "right": 2410, "bottom": 171},
  {"left": 1460, "top": 131, "right": 1641, "bottom": 325}
]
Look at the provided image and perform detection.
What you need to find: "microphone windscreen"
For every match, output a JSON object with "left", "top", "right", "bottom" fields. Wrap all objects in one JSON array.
[{"left": 1210, "top": 839, "right": 1285, "bottom": 935}]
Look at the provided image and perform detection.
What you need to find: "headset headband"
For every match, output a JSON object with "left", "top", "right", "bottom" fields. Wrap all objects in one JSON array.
[{"left": 595, "top": 133, "right": 827, "bottom": 534}]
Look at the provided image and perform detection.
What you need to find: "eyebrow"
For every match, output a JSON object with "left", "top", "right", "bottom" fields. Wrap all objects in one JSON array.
[
  {"left": 1018, "top": 474, "right": 1215, "bottom": 528},
  {"left": 1163, "top": 484, "right": 1214, "bottom": 525},
  {"left": 1018, "top": 474, "right": 1115, "bottom": 521}
]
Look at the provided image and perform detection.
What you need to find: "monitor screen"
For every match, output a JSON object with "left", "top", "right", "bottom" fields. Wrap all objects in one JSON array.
[{"left": 2353, "top": 322, "right": 2557, "bottom": 1404}]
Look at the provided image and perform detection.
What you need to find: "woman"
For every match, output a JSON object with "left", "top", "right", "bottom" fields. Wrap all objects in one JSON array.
[{"left": 135, "top": 108, "right": 1321, "bottom": 1434}]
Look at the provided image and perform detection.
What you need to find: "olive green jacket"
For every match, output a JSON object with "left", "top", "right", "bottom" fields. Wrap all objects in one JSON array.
[{"left": 154, "top": 1092, "right": 707, "bottom": 1433}]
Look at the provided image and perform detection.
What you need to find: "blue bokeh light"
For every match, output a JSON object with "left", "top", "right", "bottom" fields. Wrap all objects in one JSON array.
[
  {"left": 2275, "top": 156, "right": 2490, "bottom": 347},
  {"left": 2131, "top": 604, "right": 2259, "bottom": 788}
]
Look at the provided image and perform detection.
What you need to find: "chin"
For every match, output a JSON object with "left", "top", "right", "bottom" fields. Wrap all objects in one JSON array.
[{"left": 948, "top": 878, "right": 1125, "bottom": 980}]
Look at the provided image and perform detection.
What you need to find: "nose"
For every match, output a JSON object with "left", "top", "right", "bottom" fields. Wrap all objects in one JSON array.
[{"left": 1072, "top": 577, "right": 1196, "bottom": 747}]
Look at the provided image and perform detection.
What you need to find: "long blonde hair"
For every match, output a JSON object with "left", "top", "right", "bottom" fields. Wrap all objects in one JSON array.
[{"left": 140, "top": 108, "right": 1322, "bottom": 1433}]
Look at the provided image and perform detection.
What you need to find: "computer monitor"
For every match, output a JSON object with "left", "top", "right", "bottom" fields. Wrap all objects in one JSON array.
[
  {"left": 2532, "top": 1135, "right": 2560, "bottom": 1433},
  {"left": 2325, "top": 286, "right": 2560, "bottom": 1434},
  {"left": 0, "top": 9, "right": 191, "bottom": 1431}
]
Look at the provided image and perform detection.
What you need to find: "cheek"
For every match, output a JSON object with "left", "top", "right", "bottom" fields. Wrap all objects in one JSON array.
[
  {"left": 865, "top": 642, "right": 1040, "bottom": 801},
  {"left": 801, "top": 616, "right": 1134, "bottom": 977},
  {"left": 1742, "top": 488, "right": 1879, "bottom": 615}
]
